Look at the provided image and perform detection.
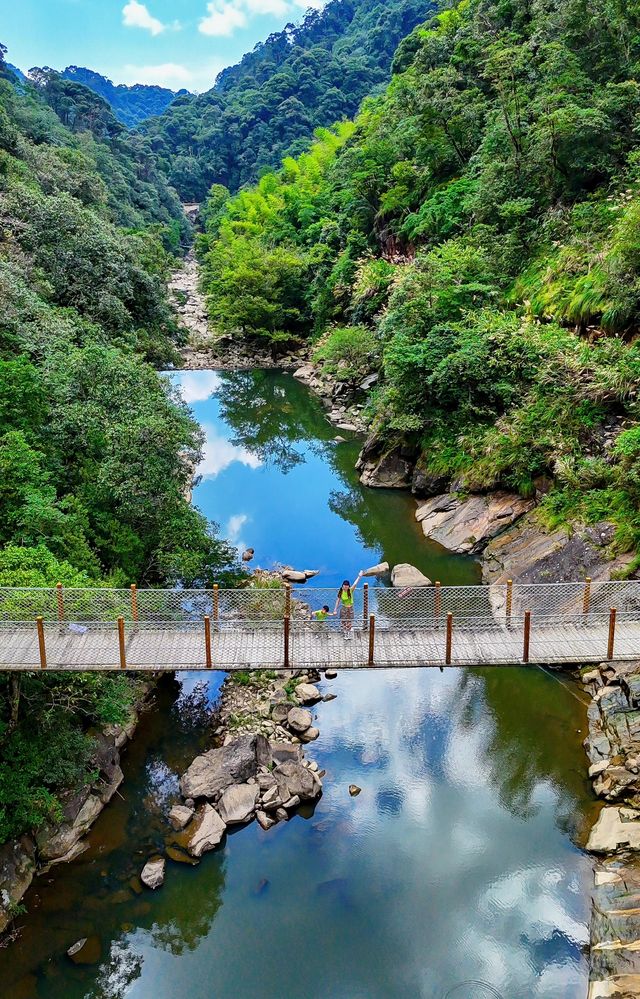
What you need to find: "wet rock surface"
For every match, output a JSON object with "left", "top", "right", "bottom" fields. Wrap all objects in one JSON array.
[
  {"left": 416, "top": 491, "right": 534, "bottom": 555},
  {"left": 356, "top": 435, "right": 416, "bottom": 489},
  {"left": 483, "top": 515, "right": 634, "bottom": 587},
  {"left": 583, "top": 661, "right": 640, "bottom": 994}
]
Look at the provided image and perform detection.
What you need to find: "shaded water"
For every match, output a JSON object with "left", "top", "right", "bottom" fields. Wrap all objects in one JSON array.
[{"left": 0, "top": 370, "right": 595, "bottom": 999}]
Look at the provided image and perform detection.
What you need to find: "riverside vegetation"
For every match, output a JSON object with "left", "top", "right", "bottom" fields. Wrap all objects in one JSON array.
[
  {"left": 197, "top": 0, "right": 640, "bottom": 574},
  {"left": 0, "top": 47, "right": 242, "bottom": 853}
]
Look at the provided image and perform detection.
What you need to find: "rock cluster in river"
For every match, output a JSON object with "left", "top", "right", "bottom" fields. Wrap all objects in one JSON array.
[
  {"left": 582, "top": 659, "right": 640, "bottom": 995},
  {"left": 293, "top": 362, "right": 368, "bottom": 433},
  {"left": 156, "top": 668, "right": 333, "bottom": 868}
]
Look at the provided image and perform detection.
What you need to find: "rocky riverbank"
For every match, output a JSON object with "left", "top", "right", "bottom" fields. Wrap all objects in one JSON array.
[
  {"left": 0, "top": 682, "right": 156, "bottom": 939},
  {"left": 142, "top": 666, "right": 336, "bottom": 876},
  {"left": 581, "top": 660, "right": 640, "bottom": 997}
]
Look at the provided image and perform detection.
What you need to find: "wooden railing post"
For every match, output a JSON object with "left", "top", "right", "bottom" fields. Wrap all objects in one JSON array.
[
  {"left": 130, "top": 584, "right": 139, "bottom": 623},
  {"left": 363, "top": 582, "right": 369, "bottom": 631},
  {"left": 368, "top": 614, "right": 375, "bottom": 666},
  {"left": 117, "top": 617, "right": 126, "bottom": 670},
  {"left": 285, "top": 584, "right": 291, "bottom": 619},
  {"left": 608, "top": 607, "right": 617, "bottom": 661},
  {"left": 36, "top": 616, "right": 47, "bottom": 670},
  {"left": 284, "top": 614, "right": 290, "bottom": 669},
  {"left": 56, "top": 582, "right": 64, "bottom": 622},
  {"left": 445, "top": 612, "right": 453, "bottom": 665},
  {"left": 523, "top": 610, "right": 531, "bottom": 664},
  {"left": 434, "top": 581, "right": 441, "bottom": 621},
  {"left": 204, "top": 615, "right": 212, "bottom": 668},
  {"left": 506, "top": 579, "right": 513, "bottom": 624},
  {"left": 583, "top": 577, "right": 592, "bottom": 615}
]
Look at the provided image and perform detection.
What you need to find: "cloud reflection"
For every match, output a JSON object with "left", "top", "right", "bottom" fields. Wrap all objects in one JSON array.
[
  {"left": 198, "top": 425, "right": 262, "bottom": 478},
  {"left": 177, "top": 371, "right": 223, "bottom": 403}
]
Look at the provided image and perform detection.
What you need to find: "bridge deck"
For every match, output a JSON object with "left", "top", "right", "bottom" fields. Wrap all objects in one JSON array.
[{"left": 2, "top": 617, "right": 640, "bottom": 670}]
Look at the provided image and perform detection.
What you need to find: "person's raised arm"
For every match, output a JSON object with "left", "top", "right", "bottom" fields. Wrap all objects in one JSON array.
[{"left": 351, "top": 571, "right": 364, "bottom": 592}]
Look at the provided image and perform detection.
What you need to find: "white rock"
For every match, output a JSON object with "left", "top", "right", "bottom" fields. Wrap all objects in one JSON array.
[
  {"left": 586, "top": 806, "right": 640, "bottom": 852},
  {"left": 391, "top": 563, "right": 432, "bottom": 588},
  {"left": 185, "top": 804, "right": 226, "bottom": 857},
  {"left": 218, "top": 783, "right": 259, "bottom": 824},
  {"left": 140, "top": 857, "right": 165, "bottom": 890},
  {"left": 295, "top": 683, "right": 322, "bottom": 705},
  {"left": 168, "top": 805, "right": 194, "bottom": 831},
  {"left": 362, "top": 562, "right": 389, "bottom": 577},
  {"left": 589, "top": 759, "right": 610, "bottom": 778}
]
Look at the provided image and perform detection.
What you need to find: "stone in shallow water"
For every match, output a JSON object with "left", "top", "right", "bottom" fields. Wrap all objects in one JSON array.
[
  {"left": 295, "top": 683, "right": 322, "bottom": 705},
  {"left": 140, "top": 856, "right": 165, "bottom": 890},
  {"left": 168, "top": 804, "right": 194, "bottom": 830},
  {"left": 67, "top": 936, "right": 101, "bottom": 964},
  {"left": 179, "top": 735, "right": 259, "bottom": 800},
  {"left": 349, "top": 785, "right": 362, "bottom": 797},
  {"left": 182, "top": 804, "right": 226, "bottom": 857},
  {"left": 587, "top": 806, "right": 640, "bottom": 852}
]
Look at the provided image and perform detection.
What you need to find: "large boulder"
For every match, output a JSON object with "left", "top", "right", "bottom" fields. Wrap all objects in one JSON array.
[
  {"left": 415, "top": 491, "right": 534, "bottom": 555},
  {"left": 410, "top": 459, "right": 449, "bottom": 498},
  {"left": 356, "top": 436, "right": 416, "bottom": 489},
  {"left": 36, "top": 787, "right": 104, "bottom": 862},
  {"left": 295, "top": 683, "right": 322, "bottom": 705},
  {"left": 217, "top": 784, "right": 259, "bottom": 825},
  {"left": 287, "top": 707, "right": 313, "bottom": 734},
  {"left": 0, "top": 836, "right": 36, "bottom": 934},
  {"left": 391, "top": 564, "right": 432, "bottom": 588},
  {"left": 274, "top": 761, "right": 322, "bottom": 802},
  {"left": 179, "top": 735, "right": 260, "bottom": 799},
  {"left": 587, "top": 806, "right": 640, "bottom": 852},
  {"left": 270, "top": 742, "right": 302, "bottom": 765},
  {"left": 182, "top": 804, "right": 226, "bottom": 857},
  {"left": 140, "top": 857, "right": 165, "bottom": 890}
]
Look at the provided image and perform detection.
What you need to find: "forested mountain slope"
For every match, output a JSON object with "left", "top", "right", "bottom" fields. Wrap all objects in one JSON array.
[
  {"left": 199, "top": 0, "right": 640, "bottom": 567},
  {"left": 60, "top": 66, "right": 188, "bottom": 128},
  {"left": 0, "top": 45, "right": 238, "bottom": 845},
  {"left": 142, "top": 0, "right": 434, "bottom": 198}
]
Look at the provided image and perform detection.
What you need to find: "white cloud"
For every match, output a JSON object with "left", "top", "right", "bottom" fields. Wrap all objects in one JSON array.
[
  {"left": 113, "top": 60, "right": 226, "bottom": 91},
  {"left": 198, "top": 0, "right": 327, "bottom": 37},
  {"left": 175, "top": 371, "right": 223, "bottom": 403},
  {"left": 122, "top": 1, "right": 166, "bottom": 35},
  {"left": 199, "top": 1, "right": 247, "bottom": 36}
]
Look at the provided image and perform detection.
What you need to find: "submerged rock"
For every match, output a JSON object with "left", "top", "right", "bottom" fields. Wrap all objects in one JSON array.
[
  {"left": 349, "top": 785, "right": 362, "bottom": 797},
  {"left": 67, "top": 936, "right": 101, "bottom": 965}
]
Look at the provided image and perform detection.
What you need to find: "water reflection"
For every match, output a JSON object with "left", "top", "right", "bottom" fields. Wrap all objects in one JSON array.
[{"left": 0, "top": 370, "right": 594, "bottom": 999}]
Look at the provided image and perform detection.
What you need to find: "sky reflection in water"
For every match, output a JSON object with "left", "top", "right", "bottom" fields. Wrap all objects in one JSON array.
[{"left": 0, "top": 369, "right": 593, "bottom": 999}]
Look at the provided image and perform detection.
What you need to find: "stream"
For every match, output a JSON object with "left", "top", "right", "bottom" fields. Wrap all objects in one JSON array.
[{"left": 0, "top": 369, "right": 597, "bottom": 999}]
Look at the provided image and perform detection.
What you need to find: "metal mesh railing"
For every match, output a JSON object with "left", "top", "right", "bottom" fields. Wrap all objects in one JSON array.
[{"left": 1, "top": 578, "right": 640, "bottom": 669}]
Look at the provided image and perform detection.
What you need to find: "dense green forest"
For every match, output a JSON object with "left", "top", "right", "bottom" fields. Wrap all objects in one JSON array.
[
  {"left": 0, "top": 48, "right": 239, "bottom": 845},
  {"left": 142, "top": 0, "right": 434, "bottom": 198},
  {"left": 199, "top": 0, "right": 640, "bottom": 567},
  {"left": 60, "top": 66, "right": 188, "bottom": 128}
]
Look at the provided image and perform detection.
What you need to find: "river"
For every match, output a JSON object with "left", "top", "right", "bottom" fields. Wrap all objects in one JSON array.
[{"left": 0, "top": 369, "right": 596, "bottom": 999}]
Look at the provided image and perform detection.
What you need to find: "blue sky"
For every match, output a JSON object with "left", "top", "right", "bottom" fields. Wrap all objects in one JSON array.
[{"left": 0, "top": 0, "right": 326, "bottom": 92}]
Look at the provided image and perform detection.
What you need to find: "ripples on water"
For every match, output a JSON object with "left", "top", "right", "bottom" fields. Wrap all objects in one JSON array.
[{"left": 0, "top": 371, "right": 595, "bottom": 999}]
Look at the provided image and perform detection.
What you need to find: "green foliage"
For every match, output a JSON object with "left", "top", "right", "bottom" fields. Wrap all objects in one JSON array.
[
  {"left": 142, "top": 0, "right": 434, "bottom": 198},
  {"left": 0, "top": 45, "right": 243, "bottom": 845},
  {"left": 314, "top": 325, "right": 378, "bottom": 381}
]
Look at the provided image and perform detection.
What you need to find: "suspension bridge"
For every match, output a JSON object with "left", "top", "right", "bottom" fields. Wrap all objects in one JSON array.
[{"left": 1, "top": 577, "right": 640, "bottom": 671}]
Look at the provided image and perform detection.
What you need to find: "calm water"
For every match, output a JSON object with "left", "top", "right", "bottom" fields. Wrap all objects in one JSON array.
[{"left": 0, "top": 370, "right": 595, "bottom": 999}]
